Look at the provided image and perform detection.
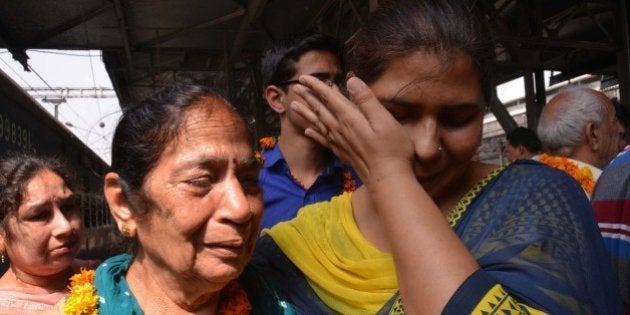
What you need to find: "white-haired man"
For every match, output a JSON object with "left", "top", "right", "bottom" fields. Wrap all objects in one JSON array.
[{"left": 537, "top": 86, "right": 624, "bottom": 198}]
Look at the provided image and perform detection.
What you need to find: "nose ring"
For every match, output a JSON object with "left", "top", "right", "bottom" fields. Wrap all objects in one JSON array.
[{"left": 437, "top": 145, "right": 442, "bottom": 151}]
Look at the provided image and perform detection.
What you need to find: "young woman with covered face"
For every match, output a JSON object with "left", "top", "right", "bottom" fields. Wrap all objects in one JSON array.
[
  {"left": 252, "top": 0, "right": 623, "bottom": 313},
  {"left": 96, "top": 84, "right": 293, "bottom": 314},
  {"left": 0, "top": 154, "right": 92, "bottom": 314}
]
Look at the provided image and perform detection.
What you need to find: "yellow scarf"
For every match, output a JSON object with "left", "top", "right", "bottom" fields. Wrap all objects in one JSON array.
[{"left": 264, "top": 193, "right": 397, "bottom": 314}]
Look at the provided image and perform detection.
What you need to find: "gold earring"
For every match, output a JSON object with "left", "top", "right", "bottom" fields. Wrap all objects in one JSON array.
[{"left": 121, "top": 225, "right": 131, "bottom": 237}]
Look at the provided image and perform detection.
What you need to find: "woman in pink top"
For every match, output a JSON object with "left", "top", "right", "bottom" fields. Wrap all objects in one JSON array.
[{"left": 0, "top": 153, "right": 96, "bottom": 314}]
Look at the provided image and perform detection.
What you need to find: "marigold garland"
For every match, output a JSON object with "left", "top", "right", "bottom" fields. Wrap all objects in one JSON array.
[
  {"left": 539, "top": 153, "right": 595, "bottom": 195},
  {"left": 63, "top": 270, "right": 251, "bottom": 314},
  {"left": 217, "top": 280, "right": 252, "bottom": 315},
  {"left": 254, "top": 151, "right": 264, "bottom": 165},
  {"left": 258, "top": 136, "right": 356, "bottom": 192},
  {"left": 63, "top": 269, "right": 99, "bottom": 315},
  {"left": 258, "top": 136, "right": 277, "bottom": 150},
  {"left": 342, "top": 170, "right": 357, "bottom": 192}
]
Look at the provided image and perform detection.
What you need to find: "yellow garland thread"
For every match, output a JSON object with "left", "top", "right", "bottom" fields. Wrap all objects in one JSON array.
[{"left": 63, "top": 269, "right": 99, "bottom": 315}]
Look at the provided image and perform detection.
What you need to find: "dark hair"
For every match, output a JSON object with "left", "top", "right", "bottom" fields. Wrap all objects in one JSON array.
[
  {"left": 261, "top": 30, "right": 344, "bottom": 89},
  {"left": 110, "top": 83, "right": 247, "bottom": 207},
  {"left": 0, "top": 153, "right": 78, "bottom": 239},
  {"left": 347, "top": 0, "right": 493, "bottom": 102},
  {"left": 506, "top": 127, "right": 542, "bottom": 154}
]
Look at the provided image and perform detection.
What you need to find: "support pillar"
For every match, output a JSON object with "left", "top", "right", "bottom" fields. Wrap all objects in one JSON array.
[
  {"left": 617, "top": 0, "right": 630, "bottom": 107},
  {"left": 489, "top": 87, "right": 518, "bottom": 134},
  {"left": 524, "top": 70, "right": 545, "bottom": 131}
]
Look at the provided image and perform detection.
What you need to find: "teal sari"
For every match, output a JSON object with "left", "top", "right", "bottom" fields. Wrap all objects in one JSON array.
[{"left": 94, "top": 254, "right": 295, "bottom": 314}]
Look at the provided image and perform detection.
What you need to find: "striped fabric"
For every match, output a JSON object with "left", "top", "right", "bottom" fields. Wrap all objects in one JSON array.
[{"left": 592, "top": 151, "right": 630, "bottom": 310}]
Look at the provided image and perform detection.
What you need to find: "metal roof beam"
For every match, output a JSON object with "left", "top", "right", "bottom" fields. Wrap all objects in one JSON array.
[
  {"left": 303, "top": 0, "right": 337, "bottom": 35},
  {"left": 548, "top": 56, "right": 614, "bottom": 85},
  {"left": 25, "top": 87, "right": 117, "bottom": 99},
  {"left": 30, "top": 3, "right": 113, "bottom": 45},
  {"left": 230, "top": 0, "right": 268, "bottom": 63},
  {"left": 615, "top": 0, "right": 630, "bottom": 105},
  {"left": 345, "top": 0, "right": 363, "bottom": 25},
  {"left": 476, "top": 0, "right": 520, "bottom": 64},
  {"left": 0, "top": 28, "right": 29, "bottom": 71},
  {"left": 137, "top": 8, "right": 246, "bottom": 48},
  {"left": 489, "top": 92, "right": 518, "bottom": 134},
  {"left": 369, "top": 0, "right": 378, "bottom": 12},
  {"left": 112, "top": 0, "right": 134, "bottom": 75},
  {"left": 497, "top": 35, "right": 616, "bottom": 52}
]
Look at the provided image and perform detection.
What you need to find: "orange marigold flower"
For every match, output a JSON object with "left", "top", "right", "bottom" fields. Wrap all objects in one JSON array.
[
  {"left": 254, "top": 151, "right": 264, "bottom": 165},
  {"left": 217, "top": 280, "right": 251, "bottom": 315},
  {"left": 258, "top": 137, "right": 277, "bottom": 150},
  {"left": 342, "top": 170, "right": 357, "bottom": 193},
  {"left": 539, "top": 153, "right": 595, "bottom": 196},
  {"left": 69, "top": 268, "right": 95, "bottom": 286},
  {"left": 64, "top": 269, "right": 99, "bottom": 315}
]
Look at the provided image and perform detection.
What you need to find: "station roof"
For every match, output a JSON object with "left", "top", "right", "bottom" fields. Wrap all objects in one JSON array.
[{"left": 0, "top": 0, "right": 626, "bottom": 133}]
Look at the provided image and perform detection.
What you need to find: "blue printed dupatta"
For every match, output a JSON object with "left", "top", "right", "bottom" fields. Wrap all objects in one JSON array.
[
  {"left": 443, "top": 160, "right": 622, "bottom": 314},
  {"left": 253, "top": 160, "right": 623, "bottom": 314}
]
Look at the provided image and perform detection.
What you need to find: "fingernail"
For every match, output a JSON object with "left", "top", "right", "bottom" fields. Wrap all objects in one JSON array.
[{"left": 347, "top": 77, "right": 366, "bottom": 94}]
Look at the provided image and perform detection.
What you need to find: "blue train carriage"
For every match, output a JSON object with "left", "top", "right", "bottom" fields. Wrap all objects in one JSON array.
[{"left": 0, "top": 68, "right": 116, "bottom": 262}]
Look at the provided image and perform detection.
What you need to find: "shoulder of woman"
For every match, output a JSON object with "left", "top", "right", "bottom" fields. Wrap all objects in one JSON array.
[
  {"left": 485, "top": 160, "right": 589, "bottom": 208},
  {"left": 504, "top": 159, "right": 583, "bottom": 185}
]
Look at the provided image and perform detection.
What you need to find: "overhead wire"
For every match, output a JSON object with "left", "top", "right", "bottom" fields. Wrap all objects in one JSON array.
[
  {"left": 85, "top": 109, "right": 122, "bottom": 152},
  {"left": 0, "top": 55, "right": 76, "bottom": 123},
  {"left": 0, "top": 55, "right": 43, "bottom": 98},
  {"left": 1, "top": 49, "right": 116, "bottom": 162},
  {"left": 28, "top": 50, "right": 99, "bottom": 57},
  {"left": 27, "top": 63, "right": 93, "bottom": 127},
  {"left": 83, "top": 22, "right": 104, "bottom": 120},
  {"left": 1, "top": 53, "right": 89, "bottom": 140},
  {"left": 87, "top": 50, "right": 103, "bottom": 119}
]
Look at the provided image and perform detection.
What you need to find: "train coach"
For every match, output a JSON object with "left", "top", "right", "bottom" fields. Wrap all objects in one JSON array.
[{"left": 0, "top": 68, "right": 116, "bottom": 263}]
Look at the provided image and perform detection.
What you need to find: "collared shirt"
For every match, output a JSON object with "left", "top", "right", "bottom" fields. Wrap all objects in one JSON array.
[
  {"left": 538, "top": 154, "right": 602, "bottom": 199},
  {"left": 592, "top": 151, "right": 630, "bottom": 309},
  {"left": 568, "top": 157, "right": 602, "bottom": 181},
  {"left": 259, "top": 144, "right": 361, "bottom": 230},
  {"left": 606, "top": 148, "right": 630, "bottom": 171}
]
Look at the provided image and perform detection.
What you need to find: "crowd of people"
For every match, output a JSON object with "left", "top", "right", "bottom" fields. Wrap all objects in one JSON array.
[{"left": 0, "top": 0, "right": 628, "bottom": 314}]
